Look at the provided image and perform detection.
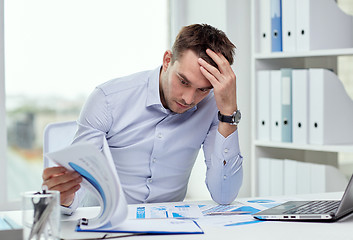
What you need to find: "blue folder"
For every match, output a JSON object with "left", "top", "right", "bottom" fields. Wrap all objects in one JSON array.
[{"left": 271, "top": 0, "right": 282, "bottom": 52}]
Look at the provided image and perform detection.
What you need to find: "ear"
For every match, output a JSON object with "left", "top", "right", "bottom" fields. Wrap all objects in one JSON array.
[{"left": 162, "top": 50, "right": 172, "bottom": 72}]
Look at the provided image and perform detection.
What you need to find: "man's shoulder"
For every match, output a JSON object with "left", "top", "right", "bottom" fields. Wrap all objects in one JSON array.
[{"left": 98, "top": 69, "right": 154, "bottom": 96}]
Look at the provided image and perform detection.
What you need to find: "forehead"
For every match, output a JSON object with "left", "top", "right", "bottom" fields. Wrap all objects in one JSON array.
[{"left": 174, "top": 50, "right": 212, "bottom": 88}]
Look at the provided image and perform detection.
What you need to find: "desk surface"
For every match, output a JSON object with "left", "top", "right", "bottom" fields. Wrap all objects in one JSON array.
[{"left": 3, "top": 192, "right": 353, "bottom": 240}]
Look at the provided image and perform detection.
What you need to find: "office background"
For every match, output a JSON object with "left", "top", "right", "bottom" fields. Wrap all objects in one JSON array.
[{"left": 0, "top": 0, "right": 353, "bottom": 211}]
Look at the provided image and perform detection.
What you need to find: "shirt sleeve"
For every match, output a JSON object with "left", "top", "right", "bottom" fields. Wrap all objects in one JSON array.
[
  {"left": 203, "top": 124, "right": 243, "bottom": 204},
  {"left": 62, "top": 87, "right": 110, "bottom": 214},
  {"left": 73, "top": 87, "right": 112, "bottom": 148},
  {"left": 60, "top": 189, "right": 83, "bottom": 215}
]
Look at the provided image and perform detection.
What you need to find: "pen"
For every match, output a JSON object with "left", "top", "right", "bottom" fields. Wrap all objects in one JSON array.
[{"left": 28, "top": 198, "right": 55, "bottom": 240}]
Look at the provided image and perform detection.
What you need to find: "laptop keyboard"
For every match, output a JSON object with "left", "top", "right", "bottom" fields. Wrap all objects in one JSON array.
[{"left": 284, "top": 200, "right": 340, "bottom": 214}]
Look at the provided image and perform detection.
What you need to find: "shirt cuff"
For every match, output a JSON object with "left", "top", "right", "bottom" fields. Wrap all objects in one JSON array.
[
  {"left": 60, "top": 193, "right": 79, "bottom": 216},
  {"left": 213, "top": 129, "right": 241, "bottom": 161}
]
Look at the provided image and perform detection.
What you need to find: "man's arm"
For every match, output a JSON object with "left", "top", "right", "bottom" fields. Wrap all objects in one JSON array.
[
  {"left": 198, "top": 49, "right": 238, "bottom": 138},
  {"left": 42, "top": 87, "right": 111, "bottom": 213},
  {"left": 198, "top": 49, "right": 243, "bottom": 204},
  {"left": 202, "top": 127, "right": 243, "bottom": 204}
]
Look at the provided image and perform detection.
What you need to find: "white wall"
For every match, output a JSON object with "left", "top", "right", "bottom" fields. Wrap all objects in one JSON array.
[{"left": 170, "top": 0, "right": 252, "bottom": 199}]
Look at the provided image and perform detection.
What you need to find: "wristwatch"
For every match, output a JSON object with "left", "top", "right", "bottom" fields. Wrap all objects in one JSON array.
[{"left": 218, "top": 110, "right": 241, "bottom": 125}]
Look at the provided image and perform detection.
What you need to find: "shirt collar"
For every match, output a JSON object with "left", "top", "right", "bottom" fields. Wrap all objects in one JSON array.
[
  {"left": 146, "top": 65, "right": 197, "bottom": 113},
  {"left": 146, "top": 66, "right": 163, "bottom": 108}
]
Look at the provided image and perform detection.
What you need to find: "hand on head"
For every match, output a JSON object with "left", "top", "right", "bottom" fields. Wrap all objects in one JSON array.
[{"left": 198, "top": 49, "right": 237, "bottom": 116}]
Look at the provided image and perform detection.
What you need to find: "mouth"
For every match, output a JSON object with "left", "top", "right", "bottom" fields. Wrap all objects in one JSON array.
[{"left": 176, "top": 101, "right": 191, "bottom": 109}]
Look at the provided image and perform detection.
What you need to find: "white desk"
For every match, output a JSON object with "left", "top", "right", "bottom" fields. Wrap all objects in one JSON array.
[{"left": 2, "top": 192, "right": 353, "bottom": 240}]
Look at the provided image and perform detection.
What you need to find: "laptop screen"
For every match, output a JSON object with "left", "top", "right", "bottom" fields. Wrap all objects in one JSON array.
[{"left": 335, "top": 174, "right": 353, "bottom": 219}]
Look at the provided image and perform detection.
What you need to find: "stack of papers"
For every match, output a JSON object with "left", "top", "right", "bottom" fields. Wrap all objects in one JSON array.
[{"left": 46, "top": 140, "right": 203, "bottom": 235}]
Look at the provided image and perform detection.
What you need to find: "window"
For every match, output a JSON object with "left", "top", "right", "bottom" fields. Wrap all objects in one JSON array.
[{"left": 2, "top": 0, "right": 169, "bottom": 209}]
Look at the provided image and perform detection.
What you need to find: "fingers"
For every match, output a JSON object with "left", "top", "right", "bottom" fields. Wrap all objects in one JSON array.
[
  {"left": 198, "top": 49, "right": 235, "bottom": 87},
  {"left": 199, "top": 49, "right": 232, "bottom": 73},
  {"left": 42, "top": 166, "right": 66, "bottom": 181},
  {"left": 44, "top": 171, "right": 82, "bottom": 191},
  {"left": 204, "top": 49, "right": 227, "bottom": 72},
  {"left": 198, "top": 57, "right": 221, "bottom": 87},
  {"left": 42, "top": 166, "right": 82, "bottom": 206},
  {"left": 199, "top": 65, "right": 220, "bottom": 87},
  {"left": 198, "top": 49, "right": 236, "bottom": 86}
]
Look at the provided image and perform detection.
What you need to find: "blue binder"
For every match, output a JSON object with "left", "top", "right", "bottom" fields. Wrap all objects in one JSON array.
[
  {"left": 281, "top": 68, "right": 292, "bottom": 142},
  {"left": 271, "top": 0, "right": 282, "bottom": 52}
]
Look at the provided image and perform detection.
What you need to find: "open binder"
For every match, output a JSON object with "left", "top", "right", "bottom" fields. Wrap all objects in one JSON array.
[{"left": 46, "top": 138, "right": 203, "bottom": 234}]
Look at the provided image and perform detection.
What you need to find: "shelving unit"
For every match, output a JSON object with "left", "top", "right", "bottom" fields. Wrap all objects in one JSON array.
[
  {"left": 254, "top": 141, "right": 353, "bottom": 153},
  {"left": 250, "top": 0, "right": 353, "bottom": 196},
  {"left": 255, "top": 48, "right": 353, "bottom": 59}
]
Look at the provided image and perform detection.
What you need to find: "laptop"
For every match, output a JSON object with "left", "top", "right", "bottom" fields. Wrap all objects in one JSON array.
[{"left": 253, "top": 174, "right": 353, "bottom": 222}]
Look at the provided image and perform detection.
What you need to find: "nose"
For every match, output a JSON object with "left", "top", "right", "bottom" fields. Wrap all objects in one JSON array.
[{"left": 182, "top": 88, "right": 196, "bottom": 105}]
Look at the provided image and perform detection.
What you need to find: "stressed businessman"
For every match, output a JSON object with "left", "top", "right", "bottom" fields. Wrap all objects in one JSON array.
[{"left": 42, "top": 24, "right": 243, "bottom": 214}]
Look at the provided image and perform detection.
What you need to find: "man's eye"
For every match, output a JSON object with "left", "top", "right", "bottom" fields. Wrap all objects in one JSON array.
[
  {"left": 199, "top": 88, "right": 210, "bottom": 93},
  {"left": 180, "top": 79, "right": 188, "bottom": 85}
]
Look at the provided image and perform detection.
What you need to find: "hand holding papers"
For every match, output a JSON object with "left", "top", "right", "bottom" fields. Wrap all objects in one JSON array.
[
  {"left": 46, "top": 139, "right": 203, "bottom": 234},
  {"left": 46, "top": 138, "right": 128, "bottom": 230}
]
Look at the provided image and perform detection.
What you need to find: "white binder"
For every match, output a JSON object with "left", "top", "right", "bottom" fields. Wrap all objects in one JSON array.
[
  {"left": 284, "top": 159, "right": 297, "bottom": 195},
  {"left": 258, "top": 0, "right": 271, "bottom": 53},
  {"left": 296, "top": 161, "right": 311, "bottom": 194},
  {"left": 258, "top": 157, "right": 271, "bottom": 196},
  {"left": 309, "top": 163, "right": 326, "bottom": 194},
  {"left": 270, "top": 70, "right": 282, "bottom": 142},
  {"left": 269, "top": 158, "right": 284, "bottom": 196},
  {"left": 309, "top": 69, "right": 353, "bottom": 145},
  {"left": 324, "top": 165, "right": 349, "bottom": 192},
  {"left": 282, "top": 0, "right": 296, "bottom": 52},
  {"left": 292, "top": 69, "right": 309, "bottom": 145},
  {"left": 310, "top": 163, "right": 348, "bottom": 193},
  {"left": 296, "top": 0, "right": 353, "bottom": 51},
  {"left": 257, "top": 71, "right": 271, "bottom": 141}
]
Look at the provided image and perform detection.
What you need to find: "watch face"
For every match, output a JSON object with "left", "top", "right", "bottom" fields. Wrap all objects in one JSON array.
[{"left": 232, "top": 110, "right": 241, "bottom": 123}]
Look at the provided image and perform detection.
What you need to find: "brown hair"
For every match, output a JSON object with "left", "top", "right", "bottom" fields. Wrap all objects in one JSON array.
[{"left": 171, "top": 24, "right": 236, "bottom": 68}]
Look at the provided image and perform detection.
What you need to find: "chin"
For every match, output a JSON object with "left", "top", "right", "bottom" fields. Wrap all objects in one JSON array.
[
  {"left": 174, "top": 105, "right": 192, "bottom": 114},
  {"left": 167, "top": 100, "right": 192, "bottom": 114}
]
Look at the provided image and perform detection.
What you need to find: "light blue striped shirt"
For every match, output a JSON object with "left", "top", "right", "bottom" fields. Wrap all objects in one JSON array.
[{"left": 64, "top": 66, "right": 243, "bottom": 214}]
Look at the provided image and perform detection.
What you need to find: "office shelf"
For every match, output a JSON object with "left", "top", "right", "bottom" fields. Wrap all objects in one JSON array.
[
  {"left": 254, "top": 48, "right": 353, "bottom": 59},
  {"left": 250, "top": 0, "right": 353, "bottom": 197},
  {"left": 254, "top": 141, "right": 353, "bottom": 153}
]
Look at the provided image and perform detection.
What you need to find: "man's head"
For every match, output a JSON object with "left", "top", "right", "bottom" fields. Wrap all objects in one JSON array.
[
  {"left": 171, "top": 24, "right": 235, "bottom": 69},
  {"left": 159, "top": 24, "right": 235, "bottom": 114}
]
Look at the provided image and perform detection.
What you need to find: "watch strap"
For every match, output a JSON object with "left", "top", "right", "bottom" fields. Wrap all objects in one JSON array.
[{"left": 218, "top": 111, "right": 234, "bottom": 123}]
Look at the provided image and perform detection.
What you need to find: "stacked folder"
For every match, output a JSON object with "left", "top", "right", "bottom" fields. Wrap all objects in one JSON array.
[
  {"left": 258, "top": 158, "right": 348, "bottom": 196},
  {"left": 257, "top": 0, "right": 353, "bottom": 53},
  {"left": 256, "top": 68, "right": 353, "bottom": 145}
]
